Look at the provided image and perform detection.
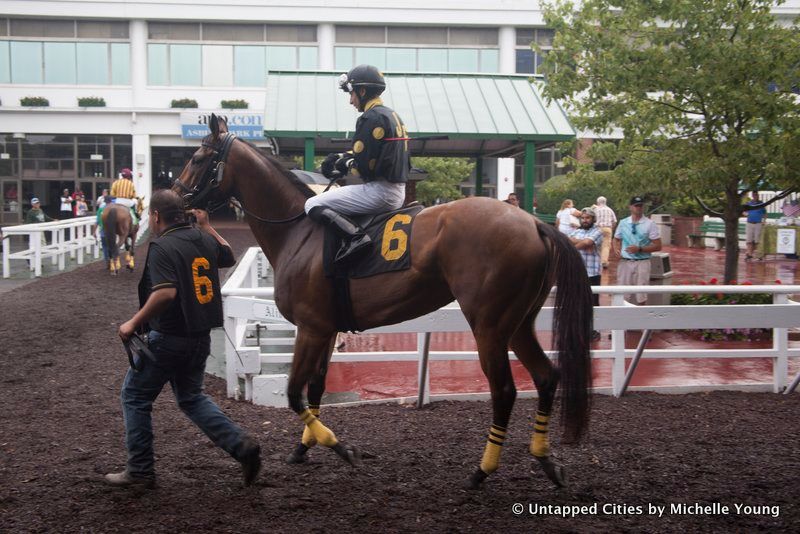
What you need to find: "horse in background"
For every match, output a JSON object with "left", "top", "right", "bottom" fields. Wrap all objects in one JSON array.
[
  {"left": 175, "top": 114, "right": 593, "bottom": 489},
  {"left": 101, "top": 203, "right": 137, "bottom": 275}
]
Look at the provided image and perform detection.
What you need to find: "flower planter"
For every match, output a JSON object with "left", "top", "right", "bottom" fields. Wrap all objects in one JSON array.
[{"left": 672, "top": 215, "right": 703, "bottom": 248}]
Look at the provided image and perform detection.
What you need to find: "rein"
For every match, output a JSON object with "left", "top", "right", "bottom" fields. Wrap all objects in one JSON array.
[{"left": 179, "top": 132, "right": 307, "bottom": 225}]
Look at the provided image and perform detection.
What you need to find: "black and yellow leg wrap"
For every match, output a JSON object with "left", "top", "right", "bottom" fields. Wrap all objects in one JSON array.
[
  {"left": 301, "top": 405, "right": 320, "bottom": 447},
  {"left": 479, "top": 424, "right": 507, "bottom": 475},
  {"left": 530, "top": 410, "right": 550, "bottom": 458},
  {"left": 299, "top": 408, "right": 338, "bottom": 448}
]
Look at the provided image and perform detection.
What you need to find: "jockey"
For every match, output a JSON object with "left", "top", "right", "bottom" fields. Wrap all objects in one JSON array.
[
  {"left": 305, "top": 64, "right": 409, "bottom": 263},
  {"left": 110, "top": 167, "right": 140, "bottom": 224}
]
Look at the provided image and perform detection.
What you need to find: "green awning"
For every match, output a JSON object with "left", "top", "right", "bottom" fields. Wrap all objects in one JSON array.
[{"left": 264, "top": 70, "right": 575, "bottom": 146}]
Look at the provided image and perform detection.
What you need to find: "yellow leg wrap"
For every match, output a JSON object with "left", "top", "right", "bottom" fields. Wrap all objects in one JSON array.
[
  {"left": 479, "top": 424, "right": 507, "bottom": 475},
  {"left": 127, "top": 253, "right": 134, "bottom": 268},
  {"left": 299, "top": 408, "right": 338, "bottom": 447},
  {"left": 530, "top": 411, "right": 550, "bottom": 458},
  {"left": 301, "top": 406, "right": 320, "bottom": 447}
]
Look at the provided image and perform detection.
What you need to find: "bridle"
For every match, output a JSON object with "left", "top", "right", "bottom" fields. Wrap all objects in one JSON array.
[{"left": 176, "top": 132, "right": 306, "bottom": 224}]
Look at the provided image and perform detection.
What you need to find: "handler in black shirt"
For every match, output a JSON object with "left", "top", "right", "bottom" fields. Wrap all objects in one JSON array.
[{"left": 106, "top": 189, "right": 261, "bottom": 489}]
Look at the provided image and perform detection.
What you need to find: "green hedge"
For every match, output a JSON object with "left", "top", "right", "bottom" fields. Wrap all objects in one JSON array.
[
  {"left": 20, "top": 96, "right": 49, "bottom": 107},
  {"left": 170, "top": 98, "right": 198, "bottom": 108},
  {"left": 77, "top": 96, "right": 106, "bottom": 107},
  {"left": 220, "top": 99, "right": 248, "bottom": 109}
]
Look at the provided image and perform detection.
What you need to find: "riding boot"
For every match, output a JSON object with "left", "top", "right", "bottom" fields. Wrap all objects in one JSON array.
[{"left": 308, "top": 207, "right": 372, "bottom": 264}]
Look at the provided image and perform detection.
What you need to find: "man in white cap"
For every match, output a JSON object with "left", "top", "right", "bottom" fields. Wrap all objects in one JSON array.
[
  {"left": 24, "top": 197, "right": 54, "bottom": 224},
  {"left": 613, "top": 196, "right": 662, "bottom": 304}
]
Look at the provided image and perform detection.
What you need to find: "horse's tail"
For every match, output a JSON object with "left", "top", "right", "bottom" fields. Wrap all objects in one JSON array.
[
  {"left": 536, "top": 220, "right": 593, "bottom": 441},
  {"left": 105, "top": 206, "right": 118, "bottom": 259}
]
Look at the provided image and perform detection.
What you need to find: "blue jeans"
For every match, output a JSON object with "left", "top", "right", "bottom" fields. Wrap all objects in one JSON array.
[{"left": 121, "top": 330, "right": 246, "bottom": 478}]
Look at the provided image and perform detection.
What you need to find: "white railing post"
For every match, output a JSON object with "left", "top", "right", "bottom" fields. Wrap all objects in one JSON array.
[
  {"left": 2, "top": 236, "right": 10, "bottom": 278},
  {"left": 33, "top": 231, "right": 42, "bottom": 277},
  {"left": 224, "top": 314, "right": 241, "bottom": 399},
  {"left": 611, "top": 294, "right": 627, "bottom": 396},
  {"left": 773, "top": 293, "right": 789, "bottom": 393}
]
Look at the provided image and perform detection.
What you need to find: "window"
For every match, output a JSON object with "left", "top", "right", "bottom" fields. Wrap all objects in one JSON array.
[
  {"left": 516, "top": 28, "right": 553, "bottom": 75},
  {"left": 266, "top": 25, "right": 316, "bottom": 42},
  {"left": 10, "top": 18, "right": 74, "bottom": 38},
  {"left": 44, "top": 43, "right": 77, "bottom": 84},
  {"left": 170, "top": 44, "right": 201, "bottom": 85},
  {"left": 202, "top": 45, "right": 233, "bottom": 86},
  {"left": 418, "top": 49, "right": 447, "bottom": 72},
  {"left": 149, "top": 22, "right": 200, "bottom": 40},
  {"left": 297, "top": 47, "right": 317, "bottom": 69},
  {"left": 77, "top": 43, "right": 109, "bottom": 84},
  {"left": 386, "top": 48, "right": 416, "bottom": 71},
  {"left": 335, "top": 47, "right": 353, "bottom": 71},
  {"left": 110, "top": 43, "right": 130, "bottom": 85},
  {"left": 203, "top": 23, "right": 263, "bottom": 42},
  {"left": 355, "top": 47, "right": 386, "bottom": 70},
  {"left": 266, "top": 46, "right": 296, "bottom": 70},
  {"left": 10, "top": 41, "right": 42, "bottom": 83},
  {"left": 336, "top": 25, "right": 385, "bottom": 44},
  {"left": 148, "top": 44, "right": 168, "bottom": 85},
  {"left": 0, "top": 42, "right": 11, "bottom": 83},
  {"left": 77, "top": 21, "right": 129, "bottom": 39},
  {"left": 387, "top": 27, "right": 447, "bottom": 45},
  {"left": 449, "top": 27, "right": 498, "bottom": 46},
  {"left": 448, "top": 49, "right": 479, "bottom": 72},
  {"left": 480, "top": 49, "right": 498, "bottom": 72},
  {"left": 0, "top": 18, "right": 7, "bottom": 37},
  {"left": 234, "top": 46, "right": 266, "bottom": 86}
]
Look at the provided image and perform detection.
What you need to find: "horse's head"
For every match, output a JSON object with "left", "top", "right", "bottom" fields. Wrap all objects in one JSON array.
[{"left": 173, "top": 113, "right": 236, "bottom": 212}]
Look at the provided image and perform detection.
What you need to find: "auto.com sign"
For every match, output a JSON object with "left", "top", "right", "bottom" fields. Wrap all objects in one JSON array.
[{"left": 180, "top": 112, "right": 264, "bottom": 140}]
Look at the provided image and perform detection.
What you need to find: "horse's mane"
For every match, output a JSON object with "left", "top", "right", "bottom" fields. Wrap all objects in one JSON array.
[{"left": 232, "top": 137, "right": 316, "bottom": 199}]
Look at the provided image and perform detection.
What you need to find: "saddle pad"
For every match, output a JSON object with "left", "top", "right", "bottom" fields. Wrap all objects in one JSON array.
[{"left": 324, "top": 204, "right": 423, "bottom": 280}]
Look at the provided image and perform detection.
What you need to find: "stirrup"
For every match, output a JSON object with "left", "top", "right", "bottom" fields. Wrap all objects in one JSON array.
[{"left": 334, "top": 234, "right": 371, "bottom": 264}]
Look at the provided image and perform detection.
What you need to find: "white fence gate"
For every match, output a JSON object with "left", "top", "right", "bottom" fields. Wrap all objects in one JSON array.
[{"left": 222, "top": 248, "right": 800, "bottom": 406}]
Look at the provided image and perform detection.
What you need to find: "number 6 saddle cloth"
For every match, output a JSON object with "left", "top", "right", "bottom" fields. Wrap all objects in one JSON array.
[
  {"left": 323, "top": 203, "right": 424, "bottom": 280},
  {"left": 323, "top": 203, "right": 423, "bottom": 332}
]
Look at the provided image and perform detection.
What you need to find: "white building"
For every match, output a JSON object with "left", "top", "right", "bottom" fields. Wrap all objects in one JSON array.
[{"left": 1, "top": 0, "right": 798, "bottom": 223}]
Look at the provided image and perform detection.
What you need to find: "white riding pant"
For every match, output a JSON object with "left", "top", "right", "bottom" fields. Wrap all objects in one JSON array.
[
  {"left": 114, "top": 198, "right": 137, "bottom": 208},
  {"left": 304, "top": 180, "right": 406, "bottom": 217}
]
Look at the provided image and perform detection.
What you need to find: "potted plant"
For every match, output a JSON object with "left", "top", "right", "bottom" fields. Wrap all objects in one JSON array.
[
  {"left": 170, "top": 98, "right": 198, "bottom": 108},
  {"left": 20, "top": 96, "right": 49, "bottom": 107},
  {"left": 77, "top": 96, "right": 106, "bottom": 107},
  {"left": 220, "top": 99, "right": 248, "bottom": 109}
]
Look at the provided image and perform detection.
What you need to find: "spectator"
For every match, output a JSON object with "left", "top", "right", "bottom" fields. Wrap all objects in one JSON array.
[
  {"left": 569, "top": 207, "right": 603, "bottom": 340},
  {"left": 556, "top": 199, "right": 581, "bottom": 235},
  {"left": 594, "top": 196, "right": 617, "bottom": 269},
  {"left": 24, "top": 197, "right": 55, "bottom": 224},
  {"left": 96, "top": 188, "right": 110, "bottom": 211},
  {"left": 744, "top": 191, "right": 767, "bottom": 261},
  {"left": 75, "top": 194, "right": 89, "bottom": 217},
  {"left": 613, "top": 196, "right": 662, "bottom": 305},
  {"left": 59, "top": 189, "right": 73, "bottom": 219},
  {"left": 504, "top": 193, "right": 520, "bottom": 207}
]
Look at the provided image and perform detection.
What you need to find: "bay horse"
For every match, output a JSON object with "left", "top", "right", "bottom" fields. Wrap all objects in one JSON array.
[
  {"left": 101, "top": 203, "right": 137, "bottom": 275},
  {"left": 176, "top": 115, "right": 593, "bottom": 489}
]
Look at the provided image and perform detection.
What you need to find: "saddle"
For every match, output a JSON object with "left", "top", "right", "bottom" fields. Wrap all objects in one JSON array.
[{"left": 324, "top": 203, "right": 423, "bottom": 332}]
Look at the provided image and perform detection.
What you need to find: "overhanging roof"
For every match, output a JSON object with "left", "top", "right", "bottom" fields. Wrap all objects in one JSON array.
[{"left": 264, "top": 70, "right": 575, "bottom": 157}]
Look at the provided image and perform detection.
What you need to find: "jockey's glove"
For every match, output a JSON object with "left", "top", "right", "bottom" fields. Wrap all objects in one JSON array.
[
  {"left": 335, "top": 153, "right": 354, "bottom": 175},
  {"left": 321, "top": 153, "right": 339, "bottom": 178}
]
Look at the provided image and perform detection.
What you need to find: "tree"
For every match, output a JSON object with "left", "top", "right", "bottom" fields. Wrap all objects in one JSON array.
[
  {"left": 540, "top": 0, "right": 800, "bottom": 282},
  {"left": 412, "top": 157, "right": 474, "bottom": 205}
]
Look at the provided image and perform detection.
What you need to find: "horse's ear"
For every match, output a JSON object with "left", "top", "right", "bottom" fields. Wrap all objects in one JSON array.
[{"left": 209, "top": 113, "right": 220, "bottom": 139}]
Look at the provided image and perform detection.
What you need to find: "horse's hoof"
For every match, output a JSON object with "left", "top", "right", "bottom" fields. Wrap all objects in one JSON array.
[
  {"left": 535, "top": 456, "right": 567, "bottom": 488},
  {"left": 331, "top": 443, "right": 362, "bottom": 467},
  {"left": 464, "top": 468, "right": 488, "bottom": 490},
  {"left": 286, "top": 444, "right": 310, "bottom": 465},
  {"left": 126, "top": 266, "right": 134, "bottom": 272}
]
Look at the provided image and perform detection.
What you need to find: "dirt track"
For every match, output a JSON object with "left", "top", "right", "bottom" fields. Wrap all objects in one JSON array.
[{"left": 1, "top": 225, "right": 798, "bottom": 533}]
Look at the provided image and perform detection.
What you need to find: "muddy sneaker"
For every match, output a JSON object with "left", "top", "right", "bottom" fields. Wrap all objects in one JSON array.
[
  {"left": 238, "top": 437, "right": 262, "bottom": 487},
  {"left": 104, "top": 470, "right": 156, "bottom": 489}
]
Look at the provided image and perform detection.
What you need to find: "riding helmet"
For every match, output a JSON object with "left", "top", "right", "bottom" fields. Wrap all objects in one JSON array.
[{"left": 338, "top": 64, "right": 386, "bottom": 95}]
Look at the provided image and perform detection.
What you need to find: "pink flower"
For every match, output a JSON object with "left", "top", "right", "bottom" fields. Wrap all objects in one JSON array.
[
  {"left": 775, "top": 279, "right": 782, "bottom": 284},
  {"left": 742, "top": 281, "right": 753, "bottom": 285},
  {"left": 709, "top": 277, "right": 718, "bottom": 284}
]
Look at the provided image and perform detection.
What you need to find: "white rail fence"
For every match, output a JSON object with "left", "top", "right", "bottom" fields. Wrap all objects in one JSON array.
[
  {"left": 1, "top": 217, "right": 99, "bottom": 278},
  {"left": 222, "top": 248, "right": 800, "bottom": 406}
]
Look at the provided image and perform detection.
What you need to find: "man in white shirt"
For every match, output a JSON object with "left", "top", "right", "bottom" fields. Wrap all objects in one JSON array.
[{"left": 613, "top": 196, "right": 662, "bottom": 304}]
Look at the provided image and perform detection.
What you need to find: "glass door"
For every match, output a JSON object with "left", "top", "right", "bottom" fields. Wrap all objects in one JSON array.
[{"left": 2, "top": 179, "right": 21, "bottom": 224}]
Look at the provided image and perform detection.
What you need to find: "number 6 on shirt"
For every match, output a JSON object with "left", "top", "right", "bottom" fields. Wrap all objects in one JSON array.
[{"left": 192, "top": 257, "right": 213, "bottom": 304}]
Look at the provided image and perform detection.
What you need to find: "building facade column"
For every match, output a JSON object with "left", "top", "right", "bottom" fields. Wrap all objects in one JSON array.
[
  {"left": 318, "top": 23, "right": 335, "bottom": 70},
  {"left": 524, "top": 141, "right": 537, "bottom": 213},
  {"left": 132, "top": 133, "right": 151, "bottom": 238},
  {"left": 498, "top": 26, "right": 516, "bottom": 74},
  {"left": 129, "top": 20, "right": 148, "bottom": 109}
]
